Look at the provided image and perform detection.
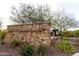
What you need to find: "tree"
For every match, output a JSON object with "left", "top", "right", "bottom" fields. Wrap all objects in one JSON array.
[
  {"left": 10, "top": 3, "right": 52, "bottom": 24},
  {"left": 10, "top": 3, "right": 77, "bottom": 32},
  {"left": 51, "top": 10, "right": 77, "bottom": 32},
  {"left": 50, "top": 10, "right": 77, "bottom": 40}
]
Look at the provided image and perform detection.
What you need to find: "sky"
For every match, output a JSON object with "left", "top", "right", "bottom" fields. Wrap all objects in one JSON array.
[{"left": 0, "top": 0, "right": 79, "bottom": 30}]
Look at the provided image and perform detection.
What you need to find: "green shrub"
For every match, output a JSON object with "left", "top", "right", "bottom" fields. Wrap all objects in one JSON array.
[
  {"left": 55, "top": 39, "right": 75, "bottom": 53},
  {"left": 10, "top": 40, "right": 21, "bottom": 48},
  {"left": 35, "top": 45, "right": 48, "bottom": 56},
  {"left": 20, "top": 43, "right": 34, "bottom": 56}
]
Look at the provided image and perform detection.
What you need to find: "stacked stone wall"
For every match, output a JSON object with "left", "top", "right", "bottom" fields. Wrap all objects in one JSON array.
[{"left": 5, "top": 23, "right": 51, "bottom": 47}]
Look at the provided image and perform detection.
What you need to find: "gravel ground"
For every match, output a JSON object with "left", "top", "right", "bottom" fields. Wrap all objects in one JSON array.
[
  {"left": 0, "top": 44, "right": 20, "bottom": 56},
  {"left": 0, "top": 42, "right": 78, "bottom": 56}
]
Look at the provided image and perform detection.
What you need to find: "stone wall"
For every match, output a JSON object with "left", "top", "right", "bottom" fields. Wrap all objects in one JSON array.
[{"left": 5, "top": 23, "right": 51, "bottom": 47}]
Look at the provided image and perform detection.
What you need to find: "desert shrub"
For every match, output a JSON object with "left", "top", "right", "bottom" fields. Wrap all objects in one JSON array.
[
  {"left": 20, "top": 43, "right": 34, "bottom": 56},
  {"left": 10, "top": 40, "right": 21, "bottom": 48},
  {"left": 64, "top": 30, "right": 79, "bottom": 37},
  {"left": 73, "top": 30, "right": 79, "bottom": 37},
  {"left": 68, "top": 32, "right": 74, "bottom": 37},
  {"left": 35, "top": 45, "right": 48, "bottom": 56},
  {"left": 19, "top": 42, "right": 48, "bottom": 56},
  {"left": 1, "top": 30, "right": 6, "bottom": 39},
  {"left": 63, "top": 31, "right": 74, "bottom": 37},
  {"left": 0, "top": 30, "right": 6, "bottom": 40},
  {"left": 0, "top": 30, "right": 3, "bottom": 40},
  {"left": 62, "top": 31, "right": 70, "bottom": 37},
  {"left": 55, "top": 39, "right": 75, "bottom": 53},
  {"left": 58, "top": 31, "right": 74, "bottom": 37}
]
